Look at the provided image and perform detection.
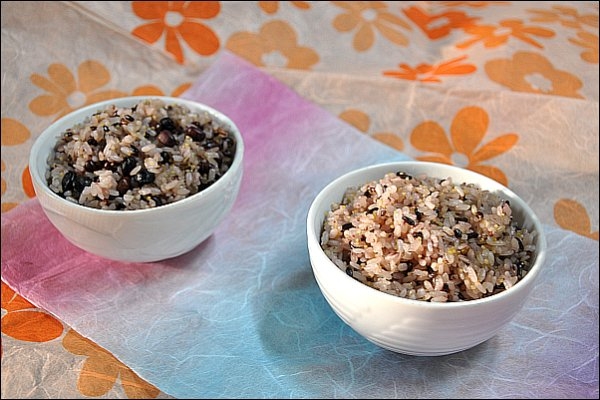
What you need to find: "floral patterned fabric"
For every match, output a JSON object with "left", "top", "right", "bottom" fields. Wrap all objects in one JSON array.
[{"left": 1, "top": 1, "right": 598, "bottom": 398}]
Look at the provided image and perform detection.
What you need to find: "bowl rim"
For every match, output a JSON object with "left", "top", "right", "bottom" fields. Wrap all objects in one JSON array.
[
  {"left": 29, "top": 95, "right": 244, "bottom": 215},
  {"left": 307, "top": 160, "right": 547, "bottom": 309}
]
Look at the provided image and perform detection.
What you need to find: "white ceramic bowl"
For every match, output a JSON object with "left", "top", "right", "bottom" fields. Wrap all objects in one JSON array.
[
  {"left": 29, "top": 96, "right": 244, "bottom": 263},
  {"left": 306, "top": 161, "right": 546, "bottom": 356}
]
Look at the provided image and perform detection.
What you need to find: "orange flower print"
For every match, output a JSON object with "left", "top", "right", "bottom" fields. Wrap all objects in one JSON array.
[
  {"left": 63, "top": 329, "right": 160, "bottom": 398},
  {"left": 259, "top": 1, "right": 310, "bottom": 14},
  {"left": 1, "top": 118, "right": 30, "bottom": 146},
  {"left": 437, "top": 1, "right": 509, "bottom": 8},
  {"left": 1, "top": 281, "right": 64, "bottom": 346},
  {"left": 554, "top": 199, "right": 598, "bottom": 240},
  {"left": 485, "top": 51, "right": 583, "bottom": 99},
  {"left": 132, "top": 1, "right": 220, "bottom": 64},
  {"left": 131, "top": 82, "right": 193, "bottom": 97},
  {"left": 22, "top": 166, "right": 35, "bottom": 198},
  {"left": 333, "top": 1, "right": 411, "bottom": 51},
  {"left": 29, "top": 61, "right": 127, "bottom": 120},
  {"left": 569, "top": 31, "right": 599, "bottom": 64},
  {"left": 339, "top": 109, "right": 404, "bottom": 151},
  {"left": 383, "top": 55, "right": 476, "bottom": 83},
  {"left": 226, "top": 20, "right": 319, "bottom": 69},
  {"left": 1, "top": 160, "right": 18, "bottom": 213},
  {"left": 410, "top": 106, "right": 518, "bottom": 186},
  {"left": 456, "top": 19, "right": 555, "bottom": 49},
  {"left": 527, "top": 5, "right": 599, "bottom": 30},
  {"left": 403, "top": 5, "right": 479, "bottom": 40}
]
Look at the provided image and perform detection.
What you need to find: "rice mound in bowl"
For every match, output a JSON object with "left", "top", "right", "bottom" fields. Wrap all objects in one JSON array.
[
  {"left": 46, "top": 98, "right": 237, "bottom": 210},
  {"left": 320, "top": 170, "right": 537, "bottom": 302}
]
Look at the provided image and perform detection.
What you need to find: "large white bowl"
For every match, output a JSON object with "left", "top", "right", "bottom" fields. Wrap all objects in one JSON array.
[
  {"left": 29, "top": 96, "right": 244, "bottom": 263},
  {"left": 306, "top": 161, "right": 546, "bottom": 356}
]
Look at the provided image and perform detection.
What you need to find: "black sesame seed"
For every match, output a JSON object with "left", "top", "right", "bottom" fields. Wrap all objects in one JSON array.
[
  {"left": 87, "top": 138, "right": 98, "bottom": 146},
  {"left": 467, "top": 231, "right": 479, "bottom": 239},
  {"left": 124, "top": 114, "right": 134, "bottom": 122},
  {"left": 415, "top": 209, "right": 423, "bottom": 221},
  {"left": 454, "top": 228, "right": 463, "bottom": 239},
  {"left": 402, "top": 215, "right": 416, "bottom": 226},
  {"left": 102, "top": 125, "right": 109, "bottom": 132},
  {"left": 345, "top": 267, "right": 353, "bottom": 277},
  {"left": 456, "top": 216, "right": 468, "bottom": 222},
  {"left": 516, "top": 237, "right": 524, "bottom": 251},
  {"left": 342, "top": 222, "right": 353, "bottom": 231}
]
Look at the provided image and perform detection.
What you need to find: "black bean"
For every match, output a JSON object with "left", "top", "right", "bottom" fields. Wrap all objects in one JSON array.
[
  {"left": 197, "top": 160, "right": 211, "bottom": 175},
  {"left": 345, "top": 267, "right": 353, "bottom": 277},
  {"left": 102, "top": 125, "right": 109, "bottom": 132},
  {"left": 341, "top": 249, "right": 351, "bottom": 263},
  {"left": 402, "top": 215, "right": 416, "bottom": 226},
  {"left": 161, "top": 151, "right": 172, "bottom": 164},
  {"left": 74, "top": 175, "right": 92, "bottom": 192},
  {"left": 150, "top": 196, "right": 163, "bottom": 207},
  {"left": 103, "top": 161, "right": 117, "bottom": 171},
  {"left": 185, "top": 125, "right": 206, "bottom": 142},
  {"left": 157, "top": 130, "right": 176, "bottom": 146},
  {"left": 121, "top": 156, "right": 137, "bottom": 175},
  {"left": 116, "top": 177, "right": 131, "bottom": 195},
  {"left": 396, "top": 171, "right": 412, "bottom": 180},
  {"left": 87, "top": 138, "right": 98, "bottom": 146},
  {"left": 454, "top": 228, "right": 463, "bottom": 239},
  {"left": 84, "top": 160, "right": 102, "bottom": 172},
  {"left": 342, "top": 222, "right": 353, "bottom": 231},
  {"left": 134, "top": 169, "right": 155, "bottom": 185},
  {"left": 159, "top": 117, "right": 175, "bottom": 131},
  {"left": 204, "top": 140, "right": 218, "bottom": 149},
  {"left": 221, "top": 136, "right": 235, "bottom": 156},
  {"left": 514, "top": 261, "right": 525, "bottom": 278},
  {"left": 61, "top": 171, "right": 76, "bottom": 192}
]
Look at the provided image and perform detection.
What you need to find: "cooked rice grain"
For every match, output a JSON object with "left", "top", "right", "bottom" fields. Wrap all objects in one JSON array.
[
  {"left": 46, "top": 99, "right": 236, "bottom": 210},
  {"left": 320, "top": 171, "right": 536, "bottom": 302}
]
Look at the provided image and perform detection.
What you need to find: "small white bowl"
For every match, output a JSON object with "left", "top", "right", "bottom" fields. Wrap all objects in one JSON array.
[
  {"left": 306, "top": 161, "right": 546, "bottom": 356},
  {"left": 29, "top": 96, "right": 244, "bottom": 262}
]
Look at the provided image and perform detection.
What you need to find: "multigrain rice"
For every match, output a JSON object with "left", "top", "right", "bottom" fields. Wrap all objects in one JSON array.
[
  {"left": 46, "top": 99, "right": 236, "bottom": 210},
  {"left": 320, "top": 171, "right": 537, "bottom": 302}
]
